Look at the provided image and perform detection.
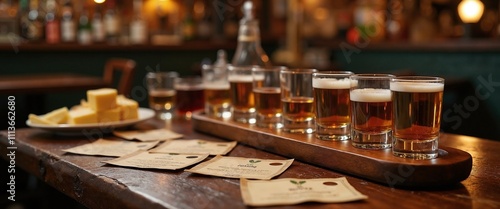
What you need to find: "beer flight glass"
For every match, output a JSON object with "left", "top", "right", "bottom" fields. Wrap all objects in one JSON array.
[
  {"left": 391, "top": 76, "right": 444, "bottom": 159},
  {"left": 174, "top": 76, "right": 205, "bottom": 119},
  {"left": 280, "top": 68, "right": 317, "bottom": 133},
  {"left": 350, "top": 74, "right": 394, "bottom": 149},
  {"left": 252, "top": 66, "right": 286, "bottom": 128},
  {"left": 313, "top": 71, "right": 353, "bottom": 141},
  {"left": 146, "top": 71, "right": 178, "bottom": 120},
  {"left": 229, "top": 65, "right": 256, "bottom": 124},
  {"left": 202, "top": 64, "right": 232, "bottom": 118}
]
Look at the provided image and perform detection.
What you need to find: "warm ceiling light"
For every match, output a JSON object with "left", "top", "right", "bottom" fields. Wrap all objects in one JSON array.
[
  {"left": 458, "top": 0, "right": 484, "bottom": 23},
  {"left": 94, "top": 0, "right": 105, "bottom": 3}
]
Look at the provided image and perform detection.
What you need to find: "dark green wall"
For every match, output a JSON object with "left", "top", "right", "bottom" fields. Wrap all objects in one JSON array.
[{"left": 333, "top": 49, "right": 500, "bottom": 140}]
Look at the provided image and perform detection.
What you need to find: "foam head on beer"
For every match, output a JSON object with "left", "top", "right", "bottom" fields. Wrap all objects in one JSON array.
[
  {"left": 390, "top": 82, "right": 444, "bottom": 92},
  {"left": 313, "top": 78, "right": 351, "bottom": 89},
  {"left": 350, "top": 88, "right": 392, "bottom": 102}
]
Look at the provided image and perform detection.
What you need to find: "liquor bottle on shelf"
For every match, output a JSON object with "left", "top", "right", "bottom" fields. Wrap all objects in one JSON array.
[
  {"left": 19, "top": 0, "right": 30, "bottom": 39},
  {"left": 182, "top": 0, "right": 196, "bottom": 41},
  {"left": 92, "top": 4, "right": 105, "bottom": 43},
  {"left": 78, "top": 5, "right": 92, "bottom": 45},
  {"left": 231, "top": 0, "right": 271, "bottom": 67},
  {"left": 27, "top": 0, "right": 44, "bottom": 42},
  {"left": 45, "top": 0, "right": 60, "bottom": 44},
  {"left": 130, "top": 0, "right": 147, "bottom": 44},
  {"left": 60, "top": 0, "right": 75, "bottom": 42},
  {"left": 104, "top": 0, "right": 120, "bottom": 44}
]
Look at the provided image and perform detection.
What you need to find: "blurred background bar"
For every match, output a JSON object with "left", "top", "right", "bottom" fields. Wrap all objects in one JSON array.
[{"left": 1, "top": 0, "right": 499, "bottom": 140}]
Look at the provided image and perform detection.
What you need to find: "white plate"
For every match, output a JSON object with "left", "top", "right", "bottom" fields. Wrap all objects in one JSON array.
[{"left": 26, "top": 108, "right": 155, "bottom": 133}]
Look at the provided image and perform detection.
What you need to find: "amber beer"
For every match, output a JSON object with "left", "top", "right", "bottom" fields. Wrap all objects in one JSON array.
[
  {"left": 313, "top": 77, "right": 351, "bottom": 140},
  {"left": 391, "top": 79, "right": 444, "bottom": 159},
  {"left": 148, "top": 89, "right": 176, "bottom": 112},
  {"left": 204, "top": 83, "right": 231, "bottom": 116},
  {"left": 350, "top": 88, "right": 393, "bottom": 148},
  {"left": 229, "top": 75, "right": 255, "bottom": 123},
  {"left": 254, "top": 87, "right": 281, "bottom": 117},
  {"left": 282, "top": 97, "right": 315, "bottom": 133}
]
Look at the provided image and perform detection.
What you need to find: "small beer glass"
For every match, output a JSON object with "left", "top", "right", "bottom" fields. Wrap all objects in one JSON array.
[
  {"left": 313, "top": 71, "right": 353, "bottom": 141},
  {"left": 202, "top": 64, "right": 231, "bottom": 118},
  {"left": 228, "top": 65, "right": 256, "bottom": 124},
  {"left": 391, "top": 76, "right": 444, "bottom": 160},
  {"left": 280, "top": 68, "right": 317, "bottom": 134},
  {"left": 350, "top": 74, "right": 394, "bottom": 149},
  {"left": 252, "top": 66, "right": 287, "bottom": 128},
  {"left": 146, "top": 71, "right": 178, "bottom": 120},
  {"left": 174, "top": 76, "right": 205, "bottom": 119}
]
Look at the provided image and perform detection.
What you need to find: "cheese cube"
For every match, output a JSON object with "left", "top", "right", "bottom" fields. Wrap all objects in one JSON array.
[
  {"left": 29, "top": 114, "right": 57, "bottom": 125},
  {"left": 97, "top": 107, "right": 121, "bottom": 123},
  {"left": 117, "top": 95, "right": 139, "bottom": 120},
  {"left": 87, "top": 88, "right": 117, "bottom": 111},
  {"left": 68, "top": 108, "right": 98, "bottom": 124},
  {"left": 42, "top": 107, "right": 69, "bottom": 124}
]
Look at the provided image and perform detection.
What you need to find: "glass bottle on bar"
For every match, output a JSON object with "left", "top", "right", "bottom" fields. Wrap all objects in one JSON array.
[
  {"left": 130, "top": 0, "right": 147, "bottom": 44},
  {"left": 60, "top": 0, "right": 76, "bottom": 42},
  {"left": 19, "top": 0, "right": 30, "bottom": 40},
  {"left": 92, "top": 4, "right": 105, "bottom": 43},
  {"left": 104, "top": 0, "right": 120, "bottom": 44},
  {"left": 45, "top": 0, "right": 60, "bottom": 44},
  {"left": 231, "top": 0, "right": 271, "bottom": 67},
  {"left": 27, "top": 0, "right": 44, "bottom": 42},
  {"left": 78, "top": 5, "right": 92, "bottom": 45}
]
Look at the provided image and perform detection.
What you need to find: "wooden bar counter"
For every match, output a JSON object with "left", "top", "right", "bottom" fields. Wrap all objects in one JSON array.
[{"left": 1, "top": 117, "right": 499, "bottom": 209}]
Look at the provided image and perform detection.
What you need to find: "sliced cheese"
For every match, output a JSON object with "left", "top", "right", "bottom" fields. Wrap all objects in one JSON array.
[
  {"left": 97, "top": 107, "right": 121, "bottom": 123},
  {"left": 117, "top": 95, "right": 139, "bottom": 120},
  {"left": 87, "top": 88, "right": 117, "bottom": 111},
  {"left": 29, "top": 114, "right": 57, "bottom": 125},
  {"left": 68, "top": 107, "right": 98, "bottom": 124},
  {"left": 42, "top": 107, "right": 69, "bottom": 124}
]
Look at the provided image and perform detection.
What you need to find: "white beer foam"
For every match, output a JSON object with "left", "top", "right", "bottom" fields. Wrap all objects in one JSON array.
[
  {"left": 204, "top": 83, "right": 230, "bottom": 90},
  {"left": 312, "top": 78, "right": 351, "bottom": 89},
  {"left": 350, "top": 88, "right": 392, "bottom": 102},
  {"left": 228, "top": 75, "right": 253, "bottom": 82},
  {"left": 390, "top": 82, "right": 444, "bottom": 93}
]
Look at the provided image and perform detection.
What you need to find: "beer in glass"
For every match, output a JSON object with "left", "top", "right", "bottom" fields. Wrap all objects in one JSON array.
[
  {"left": 175, "top": 77, "right": 204, "bottom": 119},
  {"left": 253, "top": 66, "right": 286, "bottom": 128},
  {"left": 391, "top": 76, "right": 444, "bottom": 159},
  {"left": 313, "top": 71, "right": 353, "bottom": 140},
  {"left": 350, "top": 74, "right": 394, "bottom": 149},
  {"left": 280, "top": 68, "right": 317, "bottom": 133},
  {"left": 229, "top": 65, "right": 256, "bottom": 124},
  {"left": 146, "top": 71, "right": 178, "bottom": 120},
  {"left": 202, "top": 64, "right": 231, "bottom": 118}
]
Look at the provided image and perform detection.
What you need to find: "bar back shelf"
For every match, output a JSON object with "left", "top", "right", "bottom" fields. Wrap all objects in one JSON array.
[{"left": 192, "top": 112, "right": 472, "bottom": 188}]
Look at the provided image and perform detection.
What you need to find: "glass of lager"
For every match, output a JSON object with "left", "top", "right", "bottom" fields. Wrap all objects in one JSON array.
[
  {"left": 391, "top": 76, "right": 444, "bottom": 160},
  {"left": 313, "top": 71, "right": 353, "bottom": 141},
  {"left": 202, "top": 64, "right": 231, "bottom": 118},
  {"left": 252, "top": 66, "right": 287, "bottom": 128},
  {"left": 146, "top": 71, "right": 178, "bottom": 120},
  {"left": 350, "top": 74, "right": 394, "bottom": 149},
  {"left": 228, "top": 65, "right": 256, "bottom": 124},
  {"left": 280, "top": 68, "right": 317, "bottom": 134}
]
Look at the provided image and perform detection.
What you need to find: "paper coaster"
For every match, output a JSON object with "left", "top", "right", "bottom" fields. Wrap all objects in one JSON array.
[
  {"left": 240, "top": 177, "right": 368, "bottom": 206},
  {"left": 113, "top": 129, "right": 183, "bottom": 141},
  {"left": 63, "top": 138, "right": 159, "bottom": 157},
  {"left": 103, "top": 150, "right": 209, "bottom": 170},
  {"left": 150, "top": 139, "right": 237, "bottom": 155},
  {"left": 185, "top": 156, "right": 293, "bottom": 180}
]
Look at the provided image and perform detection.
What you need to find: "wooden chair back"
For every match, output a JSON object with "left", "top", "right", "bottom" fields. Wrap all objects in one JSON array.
[{"left": 103, "top": 58, "right": 136, "bottom": 96}]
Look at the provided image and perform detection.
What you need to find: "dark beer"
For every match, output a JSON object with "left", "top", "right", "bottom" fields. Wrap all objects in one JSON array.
[{"left": 175, "top": 86, "right": 205, "bottom": 115}]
